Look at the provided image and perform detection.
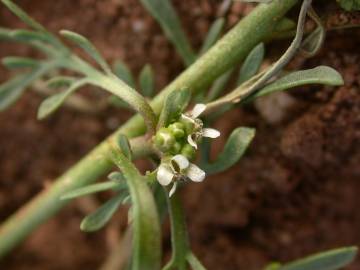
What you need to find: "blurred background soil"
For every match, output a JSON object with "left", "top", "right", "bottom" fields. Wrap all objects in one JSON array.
[{"left": 1, "top": 0, "right": 360, "bottom": 269}]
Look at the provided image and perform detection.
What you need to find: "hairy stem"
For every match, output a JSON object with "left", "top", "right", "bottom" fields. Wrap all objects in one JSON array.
[{"left": 0, "top": 0, "right": 298, "bottom": 257}]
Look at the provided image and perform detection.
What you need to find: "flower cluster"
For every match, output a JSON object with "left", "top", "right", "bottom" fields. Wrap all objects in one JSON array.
[{"left": 153, "top": 104, "right": 220, "bottom": 196}]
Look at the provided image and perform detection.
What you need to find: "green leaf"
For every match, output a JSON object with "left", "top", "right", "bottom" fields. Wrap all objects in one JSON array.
[
  {"left": 0, "top": 75, "right": 26, "bottom": 111},
  {"left": 60, "top": 30, "right": 111, "bottom": 73},
  {"left": 0, "top": 65, "right": 49, "bottom": 111},
  {"left": 91, "top": 75, "right": 157, "bottom": 134},
  {"left": 107, "top": 95, "right": 131, "bottom": 109},
  {"left": 139, "top": 0, "right": 196, "bottom": 66},
  {"left": 273, "top": 18, "right": 296, "bottom": 33},
  {"left": 0, "top": 27, "right": 11, "bottom": 40},
  {"left": 265, "top": 262, "right": 282, "bottom": 270},
  {"left": 244, "top": 66, "right": 344, "bottom": 103},
  {"left": 139, "top": 64, "right": 155, "bottom": 97},
  {"left": 61, "top": 181, "right": 124, "bottom": 200},
  {"left": 37, "top": 79, "right": 88, "bottom": 119},
  {"left": 237, "top": 43, "right": 265, "bottom": 85},
  {"left": 337, "top": 0, "right": 360, "bottom": 11},
  {"left": 110, "top": 147, "right": 161, "bottom": 270},
  {"left": 301, "top": 27, "right": 325, "bottom": 57},
  {"left": 117, "top": 134, "right": 132, "bottom": 160},
  {"left": 202, "top": 127, "right": 255, "bottom": 174},
  {"left": 186, "top": 252, "right": 207, "bottom": 270},
  {"left": 2, "top": 56, "right": 40, "bottom": 69},
  {"left": 0, "top": 28, "right": 57, "bottom": 55},
  {"left": 9, "top": 29, "right": 57, "bottom": 49},
  {"left": 157, "top": 88, "right": 191, "bottom": 129},
  {"left": 206, "top": 69, "right": 234, "bottom": 102},
  {"left": 46, "top": 76, "right": 76, "bottom": 89},
  {"left": 1, "top": 0, "right": 64, "bottom": 52},
  {"left": 80, "top": 194, "right": 126, "bottom": 232},
  {"left": 1, "top": 0, "right": 46, "bottom": 32},
  {"left": 199, "top": 18, "right": 225, "bottom": 55},
  {"left": 108, "top": 171, "right": 126, "bottom": 182},
  {"left": 277, "top": 246, "right": 358, "bottom": 270},
  {"left": 113, "top": 60, "right": 136, "bottom": 88}
]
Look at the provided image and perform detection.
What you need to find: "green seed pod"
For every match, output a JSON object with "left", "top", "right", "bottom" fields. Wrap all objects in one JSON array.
[
  {"left": 168, "top": 122, "right": 185, "bottom": 139},
  {"left": 181, "top": 144, "right": 196, "bottom": 161},
  {"left": 154, "top": 127, "right": 175, "bottom": 152}
]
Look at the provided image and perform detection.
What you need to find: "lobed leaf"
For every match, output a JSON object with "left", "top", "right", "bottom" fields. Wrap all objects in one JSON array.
[
  {"left": 113, "top": 59, "right": 136, "bottom": 88},
  {"left": 237, "top": 43, "right": 265, "bottom": 85},
  {"left": 80, "top": 194, "right": 126, "bottom": 232},
  {"left": 2, "top": 56, "right": 40, "bottom": 69},
  {"left": 277, "top": 246, "right": 358, "bottom": 270},
  {"left": 37, "top": 79, "right": 88, "bottom": 119},
  {"left": 61, "top": 181, "right": 125, "bottom": 200},
  {"left": 157, "top": 87, "right": 191, "bottom": 129},
  {"left": 60, "top": 30, "right": 111, "bottom": 73},
  {"left": 244, "top": 66, "right": 344, "bottom": 103},
  {"left": 199, "top": 18, "right": 225, "bottom": 55},
  {"left": 139, "top": 0, "right": 196, "bottom": 66},
  {"left": 202, "top": 127, "right": 255, "bottom": 174},
  {"left": 139, "top": 64, "right": 155, "bottom": 97}
]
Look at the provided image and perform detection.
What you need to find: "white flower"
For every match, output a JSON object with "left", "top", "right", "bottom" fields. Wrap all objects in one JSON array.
[
  {"left": 157, "top": 154, "right": 206, "bottom": 196},
  {"left": 181, "top": 103, "right": 220, "bottom": 149}
]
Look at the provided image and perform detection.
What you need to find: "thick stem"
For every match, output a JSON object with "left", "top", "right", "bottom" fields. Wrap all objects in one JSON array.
[{"left": 0, "top": 0, "right": 298, "bottom": 257}]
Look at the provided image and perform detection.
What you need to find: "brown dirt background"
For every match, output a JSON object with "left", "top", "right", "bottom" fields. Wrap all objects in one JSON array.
[{"left": 1, "top": 0, "right": 360, "bottom": 269}]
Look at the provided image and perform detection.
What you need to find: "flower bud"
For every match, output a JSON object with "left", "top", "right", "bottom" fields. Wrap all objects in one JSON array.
[
  {"left": 168, "top": 122, "right": 185, "bottom": 139},
  {"left": 181, "top": 144, "right": 196, "bottom": 161},
  {"left": 154, "top": 128, "right": 175, "bottom": 152},
  {"left": 180, "top": 117, "right": 195, "bottom": 134},
  {"left": 170, "top": 141, "right": 182, "bottom": 155}
]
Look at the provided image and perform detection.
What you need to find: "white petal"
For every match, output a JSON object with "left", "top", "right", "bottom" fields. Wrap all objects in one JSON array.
[
  {"left": 202, "top": 128, "right": 220, "bottom": 138},
  {"left": 169, "top": 182, "right": 178, "bottom": 197},
  {"left": 191, "top": 104, "right": 206, "bottom": 118},
  {"left": 157, "top": 164, "right": 174, "bottom": 186},
  {"left": 186, "top": 163, "right": 206, "bottom": 182},
  {"left": 171, "top": 154, "right": 190, "bottom": 171},
  {"left": 187, "top": 134, "right": 197, "bottom": 149}
]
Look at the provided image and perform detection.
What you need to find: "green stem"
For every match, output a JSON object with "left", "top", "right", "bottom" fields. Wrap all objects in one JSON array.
[
  {"left": 109, "top": 145, "right": 161, "bottom": 270},
  {"left": 0, "top": 0, "right": 298, "bottom": 258},
  {"left": 163, "top": 193, "right": 189, "bottom": 270}
]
